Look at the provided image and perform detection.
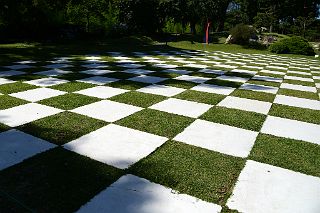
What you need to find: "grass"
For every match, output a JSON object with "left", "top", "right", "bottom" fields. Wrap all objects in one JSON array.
[
  {"left": 250, "top": 134, "right": 320, "bottom": 177},
  {"left": 50, "top": 82, "right": 95, "bottom": 92},
  {"left": 116, "top": 109, "right": 194, "bottom": 138},
  {"left": 130, "top": 140, "right": 245, "bottom": 205},
  {"left": 0, "top": 123, "right": 10, "bottom": 133},
  {"left": 269, "top": 104, "right": 320, "bottom": 124},
  {"left": 148, "top": 72, "right": 181, "bottom": 79},
  {"left": 246, "top": 79, "right": 281, "bottom": 87},
  {"left": 108, "top": 80, "right": 149, "bottom": 90},
  {"left": 0, "top": 148, "right": 124, "bottom": 212},
  {"left": 18, "top": 112, "right": 107, "bottom": 145},
  {"left": 231, "top": 89, "right": 275, "bottom": 102},
  {"left": 159, "top": 79, "right": 198, "bottom": 89},
  {"left": 206, "top": 79, "right": 243, "bottom": 88},
  {"left": 0, "top": 82, "right": 38, "bottom": 94},
  {"left": 7, "top": 74, "right": 44, "bottom": 81},
  {"left": 110, "top": 91, "right": 166, "bottom": 108},
  {"left": 0, "top": 95, "right": 28, "bottom": 110},
  {"left": 38, "top": 93, "right": 101, "bottom": 110},
  {"left": 175, "top": 90, "right": 226, "bottom": 105},
  {"left": 200, "top": 107, "right": 266, "bottom": 132},
  {"left": 283, "top": 79, "right": 315, "bottom": 87},
  {"left": 277, "top": 88, "right": 319, "bottom": 100}
]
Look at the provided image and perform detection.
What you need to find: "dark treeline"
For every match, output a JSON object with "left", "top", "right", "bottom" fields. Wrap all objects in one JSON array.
[{"left": 0, "top": 0, "right": 319, "bottom": 41}]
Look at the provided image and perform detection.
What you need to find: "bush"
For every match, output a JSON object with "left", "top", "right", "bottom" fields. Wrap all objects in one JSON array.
[
  {"left": 247, "top": 41, "right": 267, "bottom": 50},
  {"left": 230, "top": 24, "right": 255, "bottom": 45},
  {"left": 269, "top": 36, "right": 315, "bottom": 55}
]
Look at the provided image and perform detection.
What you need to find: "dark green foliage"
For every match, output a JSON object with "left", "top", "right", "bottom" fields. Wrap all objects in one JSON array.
[
  {"left": 269, "top": 36, "right": 315, "bottom": 55},
  {"left": 230, "top": 24, "right": 255, "bottom": 44}
]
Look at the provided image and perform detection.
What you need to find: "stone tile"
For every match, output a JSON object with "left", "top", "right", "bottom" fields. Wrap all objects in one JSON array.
[
  {"left": 174, "top": 119, "right": 258, "bottom": 158},
  {"left": 0, "top": 78, "right": 16, "bottom": 85},
  {"left": 153, "top": 64, "right": 178, "bottom": 69},
  {"left": 240, "top": 83, "right": 279, "bottom": 94},
  {"left": 4, "top": 64, "right": 32, "bottom": 70},
  {"left": 123, "top": 69, "right": 155, "bottom": 75},
  {"left": 0, "top": 103, "right": 62, "bottom": 127},
  {"left": 82, "top": 63, "right": 109, "bottom": 69},
  {"left": 137, "top": 85, "right": 185, "bottom": 97},
  {"left": 218, "top": 96, "right": 272, "bottom": 114},
  {"left": 64, "top": 124, "right": 167, "bottom": 169},
  {"left": 227, "top": 160, "right": 320, "bottom": 213},
  {"left": 191, "top": 84, "right": 235, "bottom": 95},
  {"left": 274, "top": 95, "right": 320, "bottom": 110},
  {"left": 76, "top": 174, "right": 221, "bottom": 213},
  {"left": 252, "top": 75, "right": 283, "bottom": 83},
  {"left": 71, "top": 100, "right": 142, "bottom": 122},
  {"left": 198, "top": 69, "right": 227, "bottom": 75},
  {"left": 0, "top": 129, "right": 56, "bottom": 170},
  {"left": 10, "top": 88, "right": 66, "bottom": 102},
  {"left": 0, "top": 70, "right": 26, "bottom": 77},
  {"left": 25, "top": 77, "right": 69, "bottom": 87},
  {"left": 216, "top": 75, "right": 249, "bottom": 83},
  {"left": 77, "top": 76, "right": 119, "bottom": 85},
  {"left": 174, "top": 75, "right": 211, "bottom": 84},
  {"left": 44, "top": 64, "right": 71, "bottom": 69},
  {"left": 162, "top": 69, "right": 192, "bottom": 75},
  {"left": 128, "top": 75, "right": 167, "bottom": 84},
  {"left": 80, "top": 69, "right": 115, "bottom": 75},
  {"left": 261, "top": 116, "right": 320, "bottom": 145},
  {"left": 36, "top": 69, "right": 72, "bottom": 76},
  {"left": 75, "top": 86, "right": 128, "bottom": 99},
  {"left": 284, "top": 75, "right": 314, "bottom": 82},
  {"left": 150, "top": 98, "right": 212, "bottom": 118},
  {"left": 280, "top": 83, "right": 317, "bottom": 93}
]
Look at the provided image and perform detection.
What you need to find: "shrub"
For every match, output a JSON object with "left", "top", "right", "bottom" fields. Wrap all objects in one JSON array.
[
  {"left": 247, "top": 41, "right": 267, "bottom": 50},
  {"left": 269, "top": 36, "right": 315, "bottom": 55},
  {"left": 230, "top": 24, "right": 255, "bottom": 45}
]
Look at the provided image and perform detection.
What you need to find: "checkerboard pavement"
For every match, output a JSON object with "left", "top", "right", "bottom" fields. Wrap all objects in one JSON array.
[{"left": 1, "top": 51, "right": 320, "bottom": 212}]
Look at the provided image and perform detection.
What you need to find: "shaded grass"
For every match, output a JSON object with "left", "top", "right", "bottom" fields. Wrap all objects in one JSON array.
[
  {"left": 175, "top": 90, "right": 225, "bottom": 105},
  {"left": 159, "top": 79, "right": 198, "bottom": 89},
  {"left": 116, "top": 109, "right": 194, "bottom": 138},
  {"left": 206, "top": 79, "right": 243, "bottom": 88},
  {"left": 108, "top": 80, "right": 149, "bottom": 90},
  {"left": 130, "top": 140, "right": 245, "bottom": 205},
  {"left": 200, "top": 107, "right": 266, "bottom": 131},
  {"left": 0, "top": 123, "right": 10, "bottom": 133},
  {"left": 250, "top": 134, "right": 320, "bottom": 177},
  {"left": 18, "top": 112, "right": 107, "bottom": 145}
]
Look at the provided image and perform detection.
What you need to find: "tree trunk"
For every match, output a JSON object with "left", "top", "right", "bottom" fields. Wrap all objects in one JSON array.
[
  {"left": 190, "top": 21, "right": 196, "bottom": 35},
  {"left": 86, "top": 13, "right": 90, "bottom": 33}
]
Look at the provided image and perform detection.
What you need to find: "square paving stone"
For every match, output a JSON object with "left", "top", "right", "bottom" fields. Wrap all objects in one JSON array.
[
  {"left": 218, "top": 96, "right": 272, "bottom": 114},
  {"left": 128, "top": 75, "right": 167, "bottom": 84},
  {"left": 0, "top": 78, "right": 16, "bottom": 85},
  {"left": 174, "top": 75, "right": 211, "bottom": 84},
  {"left": 82, "top": 63, "right": 109, "bottom": 69},
  {"left": 174, "top": 119, "right": 258, "bottom": 158},
  {"left": 239, "top": 83, "right": 278, "bottom": 94},
  {"left": 118, "top": 63, "right": 145, "bottom": 69},
  {"left": 10, "top": 88, "right": 66, "bottom": 102},
  {"left": 191, "top": 83, "right": 236, "bottom": 95},
  {"left": 274, "top": 95, "right": 320, "bottom": 110},
  {"left": 122, "top": 69, "right": 155, "bottom": 75},
  {"left": 76, "top": 174, "right": 221, "bottom": 213},
  {"left": 19, "top": 111, "right": 107, "bottom": 145},
  {"left": 0, "top": 148, "right": 124, "bottom": 212},
  {"left": 150, "top": 98, "right": 212, "bottom": 118},
  {"left": 284, "top": 75, "right": 314, "bottom": 82},
  {"left": 280, "top": 83, "right": 317, "bottom": 93},
  {"left": 0, "top": 70, "right": 26, "bottom": 77},
  {"left": 75, "top": 86, "right": 129, "bottom": 99},
  {"left": 4, "top": 64, "right": 32, "bottom": 70},
  {"left": 36, "top": 69, "right": 72, "bottom": 76},
  {"left": 252, "top": 75, "right": 283, "bottom": 83},
  {"left": 162, "top": 69, "right": 192, "bottom": 75},
  {"left": 77, "top": 76, "right": 120, "bottom": 85},
  {"left": 44, "top": 64, "right": 71, "bottom": 69},
  {"left": 0, "top": 103, "right": 62, "bottom": 127},
  {"left": 261, "top": 116, "right": 320, "bottom": 145},
  {"left": 0, "top": 129, "right": 56, "bottom": 170},
  {"left": 80, "top": 69, "right": 115, "bottom": 75},
  {"left": 227, "top": 160, "right": 320, "bottom": 213},
  {"left": 137, "top": 85, "right": 186, "bottom": 97},
  {"left": 216, "top": 75, "right": 249, "bottom": 83},
  {"left": 64, "top": 124, "right": 168, "bottom": 169},
  {"left": 71, "top": 100, "right": 143, "bottom": 122},
  {"left": 25, "top": 77, "right": 69, "bottom": 87}
]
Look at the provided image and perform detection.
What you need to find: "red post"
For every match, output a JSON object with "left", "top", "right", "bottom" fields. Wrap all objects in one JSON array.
[{"left": 206, "top": 22, "right": 211, "bottom": 44}]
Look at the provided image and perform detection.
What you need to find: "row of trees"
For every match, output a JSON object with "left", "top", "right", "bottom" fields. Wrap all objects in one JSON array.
[{"left": 0, "top": 0, "right": 319, "bottom": 40}]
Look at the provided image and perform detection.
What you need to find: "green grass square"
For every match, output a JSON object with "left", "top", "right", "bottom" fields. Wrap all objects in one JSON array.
[
  {"left": 269, "top": 104, "right": 320, "bottom": 124},
  {"left": 190, "top": 72, "right": 219, "bottom": 78},
  {"left": 246, "top": 79, "right": 281, "bottom": 87},
  {"left": 231, "top": 89, "right": 275, "bottom": 102},
  {"left": 249, "top": 134, "right": 320, "bottom": 177},
  {"left": 0, "top": 123, "right": 10, "bottom": 133},
  {"left": 0, "top": 95, "right": 29, "bottom": 110},
  {"left": 130, "top": 140, "right": 245, "bottom": 204},
  {"left": 277, "top": 88, "right": 319, "bottom": 100},
  {"left": 256, "top": 72, "right": 284, "bottom": 79},
  {"left": 0, "top": 82, "right": 38, "bottom": 94},
  {"left": 206, "top": 79, "right": 243, "bottom": 88},
  {"left": 110, "top": 91, "right": 166, "bottom": 108},
  {"left": 38, "top": 93, "right": 101, "bottom": 110},
  {"left": 116, "top": 109, "right": 194, "bottom": 138},
  {"left": 225, "top": 72, "right": 254, "bottom": 79},
  {"left": 50, "top": 82, "right": 95, "bottom": 92},
  {"left": 175, "top": 90, "right": 225, "bottom": 105},
  {"left": 159, "top": 79, "right": 198, "bottom": 89},
  {"left": 200, "top": 106, "right": 266, "bottom": 131},
  {"left": 108, "top": 80, "right": 149, "bottom": 90},
  {"left": 283, "top": 79, "right": 315, "bottom": 87},
  {"left": 0, "top": 148, "right": 124, "bottom": 212},
  {"left": 18, "top": 112, "right": 107, "bottom": 145}
]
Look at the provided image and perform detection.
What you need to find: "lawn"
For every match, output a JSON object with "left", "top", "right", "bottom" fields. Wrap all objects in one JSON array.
[{"left": 0, "top": 37, "right": 320, "bottom": 213}]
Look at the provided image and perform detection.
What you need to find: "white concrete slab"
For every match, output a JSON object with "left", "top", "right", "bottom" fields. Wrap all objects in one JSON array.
[
  {"left": 44, "top": 64, "right": 71, "bottom": 69},
  {"left": 5, "top": 64, "right": 32, "bottom": 70},
  {"left": 280, "top": 83, "right": 317, "bottom": 93},
  {"left": 75, "top": 86, "right": 128, "bottom": 99},
  {"left": 0, "top": 70, "right": 26, "bottom": 77},
  {"left": 174, "top": 119, "right": 258, "bottom": 158},
  {"left": 36, "top": 69, "right": 72, "bottom": 76},
  {"left": 198, "top": 69, "right": 226, "bottom": 75},
  {"left": 191, "top": 84, "right": 235, "bottom": 95},
  {"left": 274, "top": 95, "right": 320, "bottom": 110},
  {"left": 71, "top": 100, "right": 142, "bottom": 122},
  {"left": 80, "top": 69, "right": 115, "bottom": 75},
  {"left": 0, "top": 129, "right": 56, "bottom": 170},
  {"left": 174, "top": 75, "right": 211, "bottom": 84},
  {"left": 216, "top": 75, "right": 249, "bottom": 83},
  {"left": 153, "top": 64, "right": 178, "bottom": 69},
  {"left": 137, "top": 85, "right": 185, "bottom": 97},
  {"left": 260, "top": 70, "right": 286, "bottom": 76},
  {"left": 123, "top": 69, "right": 155, "bottom": 75},
  {"left": 150, "top": 98, "right": 212, "bottom": 118},
  {"left": 162, "top": 69, "right": 192, "bottom": 75},
  {"left": 0, "top": 78, "right": 16, "bottom": 85},
  {"left": 64, "top": 124, "right": 167, "bottom": 169},
  {"left": 261, "top": 116, "right": 320, "bottom": 145},
  {"left": 10, "top": 88, "right": 66, "bottom": 102},
  {"left": 25, "top": 77, "right": 69, "bottom": 87},
  {"left": 76, "top": 174, "right": 221, "bottom": 213},
  {"left": 240, "top": 83, "right": 279, "bottom": 94},
  {"left": 284, "top": 75, "right": 314, "bottom": 82},
  {"left": 288, "top": 70, "right": 312, "bottom": 76},
  {"left": 0, "top": 103, "right": 62, "bottom": 127},
  {"left": 128, "top": 75, "right": 167, "bottom": 84},
  {"left": 218, "top": 96, "right": 272, "bottom": 114},
  {"left": 82, "top": 64, "right": 109, "bottom": 69},
  {"left": 77, "top": 76, "right": 119, "bottom": 85},
  {"left": 227, "top": 160, "right": 320, "bottom": 213},
  {"left": 252, "top": 75, "right": 283, "bottom": 83}
]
